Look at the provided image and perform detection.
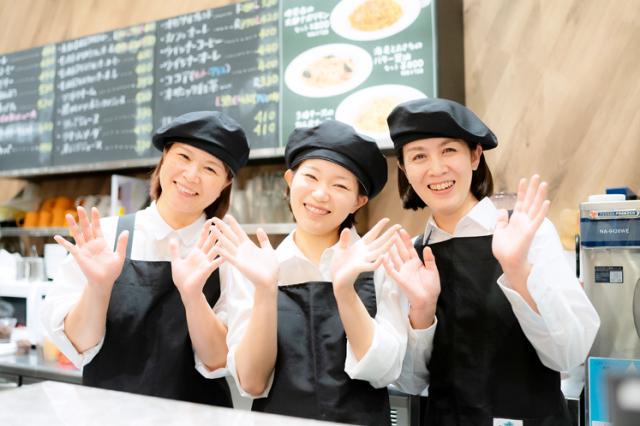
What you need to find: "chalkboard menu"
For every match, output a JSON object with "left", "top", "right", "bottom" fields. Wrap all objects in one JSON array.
[
  {"left": 52, "top": 23, "right": 157, "bottom": 166},
  {"left": 0, "top": 0, "right": 462, "bottom": 176},
  {"left": 280, "top": 0, "right": 436, "bottom": 149},
  {"left": 154, "top": 1, "right": 280, "bottom": 154},
  {"left": 0, "top": 45, "right": 56, "bottom": 171}
]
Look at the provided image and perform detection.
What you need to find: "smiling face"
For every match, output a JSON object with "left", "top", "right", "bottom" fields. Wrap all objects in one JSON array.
[
  {"left": 401, "top": 137, "right": 483, "bottom": 231},
  {"left": 156, "top": 142, "right": 231, "bottom": 228},
  {"left": 285, "top": 158, "right": 368, "bottom": 239}
]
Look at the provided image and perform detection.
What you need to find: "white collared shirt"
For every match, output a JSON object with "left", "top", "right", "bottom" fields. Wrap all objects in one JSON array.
[
  {"left": 394, "top": 197, "right": 600, "bottom": 394},
  {"left": 40, "top": 201, "right": 228, "bottom": 378},
  {"left": 225, "top": 227, "right": 409, "bottom": 399}
]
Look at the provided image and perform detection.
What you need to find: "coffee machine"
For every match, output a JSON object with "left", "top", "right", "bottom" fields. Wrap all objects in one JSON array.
[{"left": 580, "top": 195, "right": 640, "bottom": 425}]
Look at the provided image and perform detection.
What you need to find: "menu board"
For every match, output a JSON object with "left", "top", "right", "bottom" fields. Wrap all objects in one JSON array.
[
  {"left": 154, "top": 1, "right": 280, "bottom": 154},
  {"left": 0, "top": 45, "right": 56, "bottom": 171},
  {"left": 280, "top": 0, "right": 436, "bottom": 149},
  {"left": 52, "top": 23, "right": 157, "bottom": 166}
]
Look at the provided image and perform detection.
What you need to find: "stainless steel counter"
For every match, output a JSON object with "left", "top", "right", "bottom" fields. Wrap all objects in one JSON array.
[
  {"left": 0, "top": 347, "right": 81, "bottom": 386},
  {"left": 0, "top": 381, "right": 346, "bottom": 426}
]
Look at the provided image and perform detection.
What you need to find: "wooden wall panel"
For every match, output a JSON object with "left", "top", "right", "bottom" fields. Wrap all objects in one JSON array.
[{"left": 1, "top": 0, "right": 638, "bottom": 238}]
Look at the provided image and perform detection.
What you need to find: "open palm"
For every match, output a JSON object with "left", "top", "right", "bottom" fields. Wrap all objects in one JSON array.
[
  {"left": 383, "top": 229, "right": 440, "bottom": 311},
  {"left": 210, "top": 215, "right": 278, "bottom": 290},
  {"left": 492, "top": 175, "right": 550, "bottom": 273},
  {"left": 170, "top": 218, "right": 224, "bottom": 300},
  {"left": 54, "top": 206, "right": 128, "bottom": 291},
  {"left": 330, "top": 218, "right": 400, "bottom": 292}
]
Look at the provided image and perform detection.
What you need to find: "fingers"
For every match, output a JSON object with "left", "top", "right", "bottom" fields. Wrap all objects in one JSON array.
[
  {"left": 256, "top": 228, "right": 273, "bottom": 250},
  {"left": 209, "top": 226, "right": 238, "bottom": 258},
  {"left": 114, "top": 231, "right": 129, "bottom": 261},
  {"left": 368, "top": 224, "right": 401, "bottom": 251},
  {"left": 212, "top": 217, "right": 241, "bottom": 246},
  {"left": 396, "top": 228, "right": 415, "bottom": 262},
  {"left": 201, "top": 225, "right": 218, "bottom": 254},
  {"left": 225, "top": 215, "right": 250, "bottom": 243},
  {"left": 66, "top": 213, "right": 85, "bottom": 246},
  {"left": 338, "top": 228, "right": 351, "bottom": 249},
  {"left": 532, "top": 199, "right": 550, "bottom": 230},
  {"left": 389, "top": 241, "right": 403, "bottom": 271},
  {"left": 514, "top": 178, "right": 528, "bottom": 212},
  {"left": 168, "top": 238, "right": 180, "bottom": 262},
  {"left": 91, "top": 207, "right": 104, "bottom": 240},
  {"left": 196, "top": 218, "right": 215, "bottom": 249},
  {"left": 362, "top": 217, "right": 390, "bottom": 243},
  {"left": 207, "top": 256, "right": 225, "bottom": 274},
  {"left": 422, "top": 246, "right": 438, "bottom": 272},
  {"left": 77, "top": 206, "right": 93, "bottom": 242},
  {"left": 495, "top": 208, "right": 509, "bottom": 230},
  {"left": 54, "top": 235, "right": 77, "bottom": 254},
  {"left": 528, "top": 181, "right": 548, "bottom": 218}
]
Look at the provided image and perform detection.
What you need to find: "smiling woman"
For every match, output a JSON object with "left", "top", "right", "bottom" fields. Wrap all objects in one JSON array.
[{"left": 40, "top": 111, "right": 250, "bottom": 407}]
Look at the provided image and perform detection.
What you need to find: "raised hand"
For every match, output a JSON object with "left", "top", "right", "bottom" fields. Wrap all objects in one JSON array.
[
  {"left": 54, "top": 206, "right": 128, "bottom": 293},
  {"left": 210, "top": 215, "right": 278, "bottom": 291},
  {"left": 330, "top": 218, "right": 400, "bottom": 295},
  {"left": 492, "top": 175, "right": 550, "bottom": 282},
  {"left": 170, "top": 218, "right": 224, "bottom": 302},
  {"left": 383, "top": 229, "right": 440, "bottom": 328}
]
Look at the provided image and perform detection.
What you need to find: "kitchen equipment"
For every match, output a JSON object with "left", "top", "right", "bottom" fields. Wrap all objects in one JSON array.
[{"left": 580, "top": 195, "right": 640, "bottom": 425}]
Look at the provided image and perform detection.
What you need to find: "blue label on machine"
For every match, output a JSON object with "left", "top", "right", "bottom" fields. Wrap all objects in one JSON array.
[
  {"left": 588, "top": 357, "right": 640, "bottom": 425},
  {"left": 580, "top": 219, "right": 640, "bottom": 247}
]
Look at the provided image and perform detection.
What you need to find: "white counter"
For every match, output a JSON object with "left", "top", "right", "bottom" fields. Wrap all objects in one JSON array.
[{"left": 0, "top": 381, "right": 347, "bottom": 426}]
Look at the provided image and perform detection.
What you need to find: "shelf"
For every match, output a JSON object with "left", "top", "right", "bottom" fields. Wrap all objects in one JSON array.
[
  {"left": 0, "top": 228, "right": 69, "bottom": 237},
  {"left": 0, "top": 281, "right": 50, "bottom": 298},
  {"left": 0, "top": 223, "right": 294, "bottom": 238}
]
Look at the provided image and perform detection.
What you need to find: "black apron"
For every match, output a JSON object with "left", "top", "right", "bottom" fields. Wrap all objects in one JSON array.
[
  {"left": 415, "top": 235, "right": 571, "bottom": 426},
  {"left": 83, "top": 214, "right": 231, "bottom": 407},
  {"left": 252, "top": 272, "right": 391, "bottom": 426}
]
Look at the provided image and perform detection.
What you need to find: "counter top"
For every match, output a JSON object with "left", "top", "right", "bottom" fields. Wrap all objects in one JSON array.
[
  {"left": 0, "top": 381, "right": 347, "bottom": 426},
  {"left": 0, "top": 346, "right": 81, "bottom": 385}
]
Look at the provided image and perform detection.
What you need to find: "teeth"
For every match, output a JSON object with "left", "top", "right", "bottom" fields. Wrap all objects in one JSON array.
[
  {"left": 429, "top": 181, "right": 454, "bottom": 191},
  {"left": 176, "top": 182, "right": 196, "bottom": 196},
  {"left": 305, "top": 203, "right": 329, "bottom": 214}
]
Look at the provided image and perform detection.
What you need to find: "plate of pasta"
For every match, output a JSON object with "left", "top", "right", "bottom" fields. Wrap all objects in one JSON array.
[
  {"left": 284, "top": 43, "right": 372, "bottom": 98},
  {"left": 330, "top": 0, "right": 422, "bottom": 41},
  {"left": 334, "top": 84, "right": 426, "bottom": 146}
]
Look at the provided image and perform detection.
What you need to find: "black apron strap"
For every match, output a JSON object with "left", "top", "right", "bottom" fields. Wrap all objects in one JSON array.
[{"left": 114, "top": 213, "right": 135, "bottom": 258}]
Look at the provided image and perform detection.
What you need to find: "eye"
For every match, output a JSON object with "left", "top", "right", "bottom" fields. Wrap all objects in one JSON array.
[
  {"left": 303, "top": 173, "right": 317, "bottom": 181},
  {"left": 443, "top": 147, "right": 457, "bottom": 154},
  {"left": 334, "top": 184, "right": 349, "bottom": 190},
  {"left": 178, "top": 153, "right": 189, "bottom": 160},
  {"left": 205, "top": 166, "right": 217, "bottom": 174},
  {"left": 411, "top": 153, "right": 426, "bottom": 162}
]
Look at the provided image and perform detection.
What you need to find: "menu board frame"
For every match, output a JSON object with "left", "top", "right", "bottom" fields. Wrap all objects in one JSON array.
[{"left": 0, "top": 0, "right": 463, "bottom": 177}]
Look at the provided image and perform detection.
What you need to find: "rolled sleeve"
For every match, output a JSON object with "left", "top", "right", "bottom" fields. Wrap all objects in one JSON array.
[
  {"left": 496, "top": 219, "right": 600, "bottom": 372},
  {"left": 393, "top": 318, "right": 436, "bottom": 395},
  {"left": 344, "top": 269, "right": 407, "bottom": 388},
  {"left": 40, "top": 256, "right": 104, "bottom": 369}
]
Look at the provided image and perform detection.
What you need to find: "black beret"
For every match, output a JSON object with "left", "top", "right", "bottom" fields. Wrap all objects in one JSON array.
[
  {"left": 152, "top": 111, "right": 250, "bottom": 175},
  {"left": 387, "top": 98, "right": 498, "bottom": 155},
  {"left": 285, "top": 120, "right": 387, "bottom": 199}
]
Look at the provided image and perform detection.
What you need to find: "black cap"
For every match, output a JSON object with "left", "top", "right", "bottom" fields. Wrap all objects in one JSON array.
[
  {"left": 285, "top": 120, "right": 387, "bottom": 198},
  {"left": 387, "top": 98, "right": 498, "bottom": 155},
  {"left": 152, "top": 111, "right": 250, "bottom": 175}
]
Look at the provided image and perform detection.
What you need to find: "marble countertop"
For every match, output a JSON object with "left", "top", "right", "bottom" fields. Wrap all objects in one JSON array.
[{"left": 0, "top": 381, "right": 348, "bottom": 426}]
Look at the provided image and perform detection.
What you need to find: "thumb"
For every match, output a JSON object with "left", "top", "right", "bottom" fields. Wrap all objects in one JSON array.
[
  {"left": 495, "top": 208, "right": 509, "bottom": 230},
  {"left": 338, "top": 228, "right": 351, "bottom": 249},
  {"left": 114, "top": 231, "right": 129, "bottom": 261},
  {"left": 422, "top": 246, "right": 437, "bottom": 271},
  {"left": 168, "top": 238, "right": 180, "bottom": 262}
]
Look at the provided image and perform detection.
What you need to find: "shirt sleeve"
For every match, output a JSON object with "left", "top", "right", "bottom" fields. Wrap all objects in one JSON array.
[
  {"left": 496, "top": 218, "right": 600, "bottom": 372},
  {"left": 393, "top": 317, "right": 436, "bottom": 395},
  {"left": 223, "top": 264, "right": 274, "bottom": 399},
  {"left": 39, "top": 216, "right": 118, "bottom": 369},
  {"left": 343, "top": 268, "right": 408, "bottom": 388},
  {"left": 194, "top": 263, "right": 231, "bottom": 379}
]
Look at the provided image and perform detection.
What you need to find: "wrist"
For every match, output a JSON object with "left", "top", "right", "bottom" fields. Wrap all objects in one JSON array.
[
  {"left": 333, "top": 282, "right": 357, "bottom": 303},
  {"left": 409, "top": 305, "right": 436, "bottom": 330}
]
